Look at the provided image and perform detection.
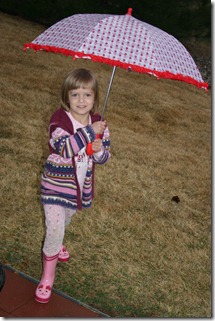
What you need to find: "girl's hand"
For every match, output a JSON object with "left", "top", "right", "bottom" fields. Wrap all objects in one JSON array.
[
  {"left": 91, "top": 121, "right": 106, "bottom": 135},
  {"left": 92, "top": 138, "right": 103, "bottom": 153}
]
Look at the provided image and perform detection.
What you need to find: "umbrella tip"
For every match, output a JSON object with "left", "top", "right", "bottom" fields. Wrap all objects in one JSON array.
[{"left": 127, "top": 8, "right": 133, "bottom": 16}]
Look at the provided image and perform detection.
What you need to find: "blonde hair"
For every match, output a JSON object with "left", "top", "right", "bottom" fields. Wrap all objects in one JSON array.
[{"left": 60, "top": 68, "right": 99, "bottom": 114}]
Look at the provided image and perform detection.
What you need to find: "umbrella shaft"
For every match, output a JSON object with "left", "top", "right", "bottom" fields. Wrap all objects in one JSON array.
[{"left": 101, "top": 66, "right": 116, "bottom": 120}]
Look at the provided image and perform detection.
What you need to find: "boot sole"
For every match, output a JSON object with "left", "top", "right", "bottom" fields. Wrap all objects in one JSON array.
[{"left": 35, "top": 295, "right": 50, "bottom": 304}]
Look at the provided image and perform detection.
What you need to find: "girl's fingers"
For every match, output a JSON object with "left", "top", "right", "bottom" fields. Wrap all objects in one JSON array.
[{"left": 92, "top": 139, "right": 102, "bottom": 151}]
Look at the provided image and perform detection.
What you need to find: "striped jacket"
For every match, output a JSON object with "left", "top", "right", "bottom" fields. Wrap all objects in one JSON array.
[{"left": 41, "top": 107, "right": 110, "bottom": 210}]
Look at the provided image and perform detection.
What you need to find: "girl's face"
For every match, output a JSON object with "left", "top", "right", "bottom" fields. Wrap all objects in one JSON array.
[{"left": 68, "top": 86, "right": 95, "bottom": 122}]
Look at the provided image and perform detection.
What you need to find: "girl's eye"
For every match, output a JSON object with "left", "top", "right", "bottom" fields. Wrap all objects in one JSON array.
[{"left": 69, "top": 91, "right": 94, "bottom": 98}]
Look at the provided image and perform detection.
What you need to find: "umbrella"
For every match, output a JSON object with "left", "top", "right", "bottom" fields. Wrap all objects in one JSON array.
[
  {"left": 24, "top": 8, "right": 208, "bottom": 91},
  {"left": 24, "top": 8, "right": 208, "bottom": 152}
]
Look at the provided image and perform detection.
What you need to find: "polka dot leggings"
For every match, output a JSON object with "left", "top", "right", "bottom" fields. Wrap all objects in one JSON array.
[{"left": 43, "top": 204, "right": 76, "bottom": 257}]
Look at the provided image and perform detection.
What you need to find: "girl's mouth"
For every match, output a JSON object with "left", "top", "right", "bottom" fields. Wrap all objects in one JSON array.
[{"left": 77, "top": 105, "right": 86, "bottom": 109}]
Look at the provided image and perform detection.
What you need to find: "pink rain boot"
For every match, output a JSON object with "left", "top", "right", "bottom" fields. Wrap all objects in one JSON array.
[
  {"left": 35, "top": 253, "right": 59, "bottom": 303},
  {"left": 58, "top": 245, "right": 70, "bottom": 262}
]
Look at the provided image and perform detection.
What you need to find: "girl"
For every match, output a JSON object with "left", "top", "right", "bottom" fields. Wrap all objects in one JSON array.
[{"left": 35, "top": 68, "right": 110, "bottom": 303}]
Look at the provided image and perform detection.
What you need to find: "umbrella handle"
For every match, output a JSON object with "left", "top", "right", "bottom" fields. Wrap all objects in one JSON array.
[
  {"left": 86, "top": 134, "right": 101, "bottom": 156},
  {"left": 87, "top": 66, "right": 116, "bottom": 156}
]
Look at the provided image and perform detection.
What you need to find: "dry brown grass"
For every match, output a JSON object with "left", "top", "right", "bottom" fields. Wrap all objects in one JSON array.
[{"left": 0, "top": 12, "right": 211, "bottom": 317}]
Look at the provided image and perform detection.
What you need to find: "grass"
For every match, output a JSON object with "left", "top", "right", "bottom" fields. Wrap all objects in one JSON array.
[{"left": 0, "top": 11, "right": 211, "bottom": 317}]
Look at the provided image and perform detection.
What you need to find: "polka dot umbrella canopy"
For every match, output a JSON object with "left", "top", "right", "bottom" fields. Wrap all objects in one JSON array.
[{"left": 24, "top": 8, "right": 208, "bottom": 98}]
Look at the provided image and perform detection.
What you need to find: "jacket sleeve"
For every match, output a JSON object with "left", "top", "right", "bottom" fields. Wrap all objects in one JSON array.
[
  {"left": 50, "top": 125, "right": 96, "bottom": 158},
  {"left": 92, "top": 126, "right": 111, "bottom": 164}
]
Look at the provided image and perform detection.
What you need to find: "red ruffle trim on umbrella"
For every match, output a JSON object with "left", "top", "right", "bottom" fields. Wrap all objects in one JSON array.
[{"left": 24, "top": 43, "right": 209, "bottom": 91}]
